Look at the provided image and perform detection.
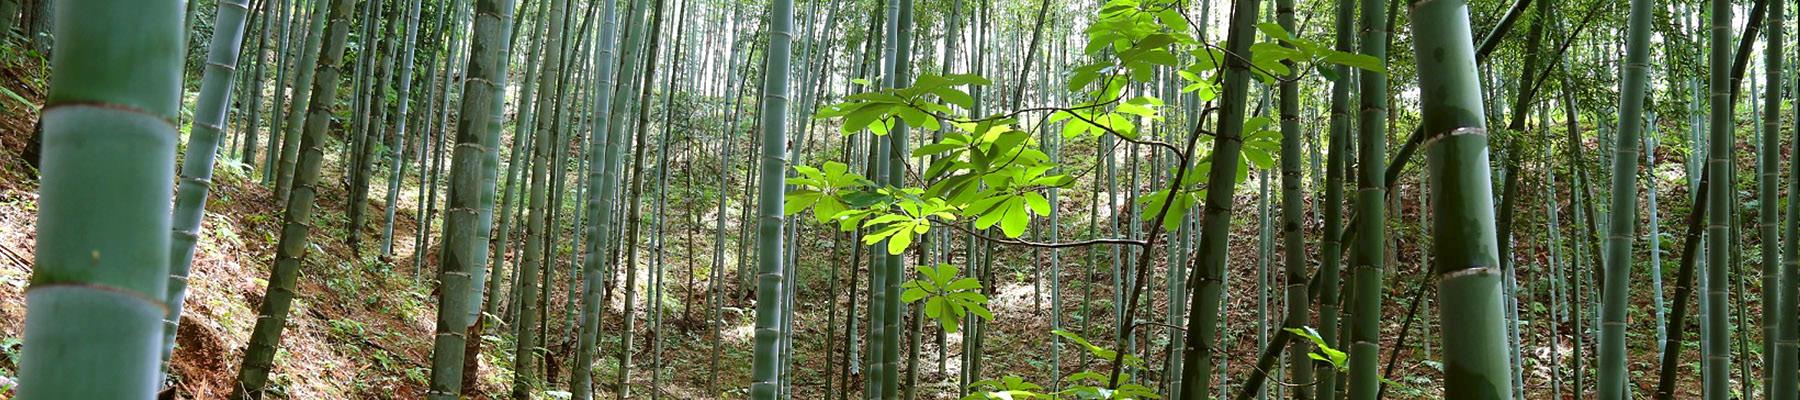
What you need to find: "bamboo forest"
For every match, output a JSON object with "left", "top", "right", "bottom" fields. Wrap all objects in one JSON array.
[{"left": 2, "top": 0, "right": 1800, "bottom": 397}]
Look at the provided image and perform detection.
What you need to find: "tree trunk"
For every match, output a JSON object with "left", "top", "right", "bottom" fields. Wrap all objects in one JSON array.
[
  {"left": 230, "top": 0, "right": 356, "bottom": 396},
  {"left": 1175, "top": 0, "right": 1259, "bottom": 393},
  {"left": 1702, "top": 0, "right": 1734, "bottom": 397},
  {"left": 747, "top": 0, "right": 793, "bottom": 394},
  {"left": 19, "top": 0, "right": 183, "bottom": 398},
  {"left": 1410, "top": 0, "right": 1516, "bottom": 397},
  {"left": 1347, "top": 0, "right": 1390, "bottom": 396},
  {"left": 423, "top": 0, "right": 511, "bottom": 394},
  {"left": 1594, "top": 0, "right": 1652, "bottom": 396},
  {"left": 163, "top": 0, "right": 254, "bottom": 380}
]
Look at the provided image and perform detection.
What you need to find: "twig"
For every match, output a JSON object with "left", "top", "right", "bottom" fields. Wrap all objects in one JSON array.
[{"left": 0, "top": 244, "right": 28, "bottom": 269}]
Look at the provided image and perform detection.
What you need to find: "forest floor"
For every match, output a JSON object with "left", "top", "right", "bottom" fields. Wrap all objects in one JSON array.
[
  {"left": 0, "top": 35, "right": 749, "bottom": 399},
  {"left": 0, "top": 34, "right": 1715, "bottom": 399}
]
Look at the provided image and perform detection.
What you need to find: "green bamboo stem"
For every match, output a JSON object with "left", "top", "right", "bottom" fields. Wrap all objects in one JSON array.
[
  {"left": 707, "top": 3, "right": 750, "bottom": 395},
  {"left": 1411, "top": 0, "right": 1516, "bottom": 398},
  {"left": 1175, "top": 0, "right": 1259, "bottom": 393},
  {"left": 485, "top": 0, "right": 546, "bottom": 321},
  {"left": 1273, "top": 0, "right": 1312, "bottom": 393},
  {"left": 380, "top": 0, "right": 424, "bottom": 258},
  {"left": 508, "top": 0, "right": 567, "bottom": 394},
  {"left": 1561, "top": 81, "right": 1590, "bottom": 400},
  {"left": 1347, "top": 0, "right": 1388, "bottom": 396},
  {"left": 1703, "top": 0, "right": 1733, "bottom": 396},
  {"left": 273, "top": 0, "right": 332, "bottom": 202},
  {"left": 415, "top": 0, "right": 473, "bottom": 280},
  {"left": 1775, "top": 16, "right": 1800, "bottom": 396},
  {"left": 423, "top": 0, "right": 512, "bottom": 394},
  {"left": 260, "top": 0, "right": 294, "bottom": 179},
  {"left": 1647, "top": 115, "right": 1664, "bottom": 361},
  {"left": 229, "top": 0, "right": 355, "bottom": 396},
  {"left": 162, "top": 0, "right": 254, "bottom": 380},
  {"left": 260, "top": 0, "right": 298, "bottom": 183},
  {"left": 347, "top": 0, "right": 399, "bottom": 257},
  {"left": 20, "top": 0, "right": 184, "bottom": 398},
  {"left": 1595, "top": 0, "right": 1652, "bottom": 395},
  {"left": 457, "top": 0, "right": 524, "bottom": 388},
  {"left": 746, "top": 0, "right": 793, "bottom": 392},
  {"left": 569, "top": 0, "right": 622, "bottom": 396},
  {"left": 1316, "top": 0, "right": 1352, "bottom": 394},
  {"left": 1757, "top": 1, "right": 1784, "bottom": 398},
  {"left": 878, "top": 0, "right": 910, "bottom": 395},
  {"left": 1255, "top": 167, "right": 1270, "bottom": 400},
  {"left": 0, "top": 0, "right": 17, "bottom": 35},
  {"left": 1543, "top": 129, "right": 1566, "bottom": 399},
  {"left": 238, "top": 0, "right": 274, "bottom": 171},
  {"left": 618, "top": 0, "right": 670, "bottom": 393},
  {"left": 1652, "top": 87, "right": 1712, "bottom": 400},
  {"left": 341, "top": 0, "right": 382, "bottom": 227},
  {"left": 536, "top": 0, "right": 586, "bottom": 369}
]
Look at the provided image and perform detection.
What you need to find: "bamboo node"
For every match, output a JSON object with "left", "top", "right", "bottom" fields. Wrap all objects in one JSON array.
[
  {"left": 1423, "top": 127, "right": 1487, "bottom": 149},
  {"left": 1438, "top": 266, "right": 1496, "bottom": 280}
]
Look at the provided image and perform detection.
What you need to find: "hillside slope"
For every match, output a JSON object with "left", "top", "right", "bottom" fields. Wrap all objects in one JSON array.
[{"left": 0, "top": 41, "right": 479, "bottom": 399}]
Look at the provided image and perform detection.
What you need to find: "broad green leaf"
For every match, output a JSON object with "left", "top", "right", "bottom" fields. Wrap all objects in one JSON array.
[
  {"left": 1116, "top": 102, "right": 1157, "bottom": 119},
  {"left": 896, "top": 107, "right": 937, "bottom": 131},
  {"left": 1286, "top": 327, "right": 1328, "bottom": 348},
  {"left": 924, "top": 157, "right": 964, "bottom": 181},
  {"left": 1134, "top": 48, "right": 1178, "bottom": 67},
  {"left": 920, "top": 264, "right": 958, "bottom": 285},
  {"left": 948, "top": 291, "right": 989, "bottom": 305},
  {"left": 864, "top": 213, "right": 912, "bottom": 225},
  {"left": 1250, "top": 42, "right": 1303, "bottom": 62},
  {"left": 1054, "top": 330, "right": 1108, "bottom": 358},
  {"left": 1132, "top": 34, "right": 1177, "bottom": 53},
  {"left": 1242, "top": 147, "right": 1275, "bottom": 169},
  {"left": 1024, "top": 192, "right": 1051, "bottom": 215},
  {"left": 887, "top": 228, "right": 914, "bottom": 255},
  {"left": 946, "top": 277, "right": 982, "bottom": 292},
  {"left": 1189, "top": 47, "right": 1225, "bottom": 73},
  {"left": 913, "top": 74, "right": 950, "bottom": 90},
  {"left": 1100, "top": 113, "right": 1137, "bottom": 139},
  {"left": 1256, "top": 22, "right": 1292, "bottom": 41},
  {"left": 869, "top": 117, "right": 893, "bottom": 136},
  {"left": 968, "top": 192, "right": 1012, "bottom": 215},
  {"left": 972, "top": 198, "right": 1008, "bottom": 231},
  {"left": 999, "top": 200, "right": 1030, "bottom": 237},
  {"left": 1321, "top": 49, "right": 1386, "bottom": 74},
  {"left": 1068, "top": 64, "right": 1104, "bottom": 91},
  {"left": 966, "top": 303, "right": 994, "bottom": 320},
  {"left": 842, "top": 104, "right": 891, "bottom": 134},
  {"left": 814, "top": 101, "right": 863, "bottom": 119},
  {"left": 902, "top": 287, "right": 929, "bottom": 303},
  {"left": 1138, "top": 188, "right": 1192, "bottom": 230},
  {"left": 921, "top": 144, "right": 964, "bottom": 162},
  {"left": 934, "top": 87, "right": 975, "bottom": 109},
  {"left": 992, "top": 130, "right": 1031, "bottom": 156},
  {"left": 926, "top": 297, "right": 959, "bottom": 332},
  {"left": 1244, "top": 116, "right": 1274, "bottom": 133},
  {"left": 813, "top": 198, "right": 847, "bottom": 223},
  {"left": 1155, "top": 8, "right": 1189, "bottom": 33},
  {"left": 1062, "top": 117, "right": 1093, "bottom": 138},
  {"left": 785, "top": 191, "right": 821, "bottom": 215},
  {"left": 1319, "top": 65, "right": 1341, "bottom": 82},
  {"left": 1182, "top": 160, "right": 1210, "bottom": 186}
]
